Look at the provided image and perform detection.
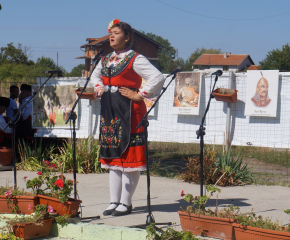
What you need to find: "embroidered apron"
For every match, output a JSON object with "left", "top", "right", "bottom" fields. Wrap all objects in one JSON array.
[{"left": 99, "top": 51, "right": 138, "bottom": 159}]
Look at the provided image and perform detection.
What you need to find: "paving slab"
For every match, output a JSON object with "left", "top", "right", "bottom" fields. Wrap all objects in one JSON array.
[{"left": 0, "top": 170, "right": 290, "bottom": 239}]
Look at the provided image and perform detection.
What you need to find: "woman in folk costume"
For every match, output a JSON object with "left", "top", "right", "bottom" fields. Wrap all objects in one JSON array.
[{"left": 91, "top": 19, "right": 165, "bottom": 216}]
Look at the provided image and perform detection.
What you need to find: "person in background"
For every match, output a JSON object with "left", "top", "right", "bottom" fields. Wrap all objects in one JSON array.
[
  {"left": 91, "top": 20, "right": 165, "bottom": 216},
  {"left": 6, "top": 85, "right": 19, "bottom": 120},
  {"left": 0, "top": 97, "right": 12, "bottom": 146},
  {"left": 16, "top": 84, "right": 34, "bottom": 143}
]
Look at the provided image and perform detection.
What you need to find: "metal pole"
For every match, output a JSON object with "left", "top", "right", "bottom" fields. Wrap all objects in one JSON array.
[
  {"left": 225, "top": 72, "right": 233, "bottom": 152},
  {"left": 88, "top": 99, "right": 93, "bottom": 151}
]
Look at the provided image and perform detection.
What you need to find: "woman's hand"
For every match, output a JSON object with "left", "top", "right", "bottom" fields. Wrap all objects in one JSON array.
[
  {"left": 119, "top": 87, "right": 143, "bottom": 101},
  {"left": 97, "top": 89, "right": 104, "bottom": 97}
]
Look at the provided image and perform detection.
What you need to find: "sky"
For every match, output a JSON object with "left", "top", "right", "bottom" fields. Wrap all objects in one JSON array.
[{"left": 1, "top": 0, "right": 290, "bottom": 72}]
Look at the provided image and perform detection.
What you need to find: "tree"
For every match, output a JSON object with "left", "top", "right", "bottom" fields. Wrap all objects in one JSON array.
[
  {"left": 0, "top": 43, "right": 34, "bottom": 65},
  {"left": 141, "top": 31, "right": 177, "bottom": 73},
  {"left": 68, "top": 64, "right": 85, "bottom": 77},
  {"left": 36, "top": 56, "right": 57, "bottom": 70},
  {"left": 185, "top": 47, "right": 222, "bottom": 71},
  {"left": 259, "top": 43, "right": 290, "bottom": 71}
]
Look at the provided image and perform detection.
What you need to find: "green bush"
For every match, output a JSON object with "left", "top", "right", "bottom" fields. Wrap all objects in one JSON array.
[{"left": 214, "top": 147, "right": 254, "bottom": 184}]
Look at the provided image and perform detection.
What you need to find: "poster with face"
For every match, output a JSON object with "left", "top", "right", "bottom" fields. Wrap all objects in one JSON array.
[
  {"left": 32, "top": 84, "right": 78, "bottom": 128},
  {"left": 172, "top": 72, "right": 201, "bottom": 115},
  {"left": 244, "top": 70, "right": 279, "bottom": 117}
]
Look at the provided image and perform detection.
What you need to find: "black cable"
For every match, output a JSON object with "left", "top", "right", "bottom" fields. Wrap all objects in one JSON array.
[{"left": 156, "top": 0, "right": 290, "bottom": 21}]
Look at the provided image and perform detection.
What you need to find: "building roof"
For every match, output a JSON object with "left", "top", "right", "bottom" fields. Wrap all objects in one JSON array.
[
  {"left": 80, "top": 29, "right": 165, "bottom": 49},
  {"left": 193, "top": 54, "right": 255, "bottom": 66},
  {"left": 247, "top": 65, "right": 261, "bottom": 70}
]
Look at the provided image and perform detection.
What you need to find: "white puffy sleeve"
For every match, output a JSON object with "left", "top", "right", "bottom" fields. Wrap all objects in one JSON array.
[
  {"left": 133, "top": 55, "right": 165, "bottom": 102},
  {"left": 90, "top": 60, "right": 104, "bottom": 96}
]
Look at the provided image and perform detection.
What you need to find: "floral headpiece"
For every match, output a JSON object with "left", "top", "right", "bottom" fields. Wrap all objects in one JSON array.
[{"left": 108, "top": 19, "right": 120, "bottom": 33}]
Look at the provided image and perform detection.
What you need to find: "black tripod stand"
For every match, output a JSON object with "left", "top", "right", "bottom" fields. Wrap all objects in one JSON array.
[
  {"left": 134, "top": 72, "right": 179, "bottom": 227},
  {"left": 65, "top": 49, "right": 104, "bottom": 219},
  {"left": 3, "top": 73, "right": 55, "bottom": 189},
  {"left": 196, "top": 70, "right": 222, "bottom": 196}
]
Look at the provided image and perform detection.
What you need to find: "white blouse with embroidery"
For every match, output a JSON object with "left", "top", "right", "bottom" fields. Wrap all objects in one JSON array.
[{"left": 90, "top": 49, "right": 165, "bottom": 102}]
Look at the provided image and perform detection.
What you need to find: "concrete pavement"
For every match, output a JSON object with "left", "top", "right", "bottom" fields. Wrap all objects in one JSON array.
[{"left": 0, "top": 170, "right": 289, "bottom": 239}]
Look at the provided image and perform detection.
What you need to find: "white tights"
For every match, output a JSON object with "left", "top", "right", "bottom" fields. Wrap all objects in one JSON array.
[{"left": 106, "top": 169, "right": 140, "bottom": 212}]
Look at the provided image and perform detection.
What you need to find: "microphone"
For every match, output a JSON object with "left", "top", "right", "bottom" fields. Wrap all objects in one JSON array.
[
  {"left": 91, "top": 48, "right": 104, "bottom": 63},
  {"left": 44, "top": 70, "right": 62, "bottom": 74},
  {"left": 167, "top": 66, "right": 182, "bottom": 77},
  {"left": 44, "top": 70, "right": 63, "bottom": 77},
  {"left": 212, "top": 70, "right": 223, "bottom": 76}
]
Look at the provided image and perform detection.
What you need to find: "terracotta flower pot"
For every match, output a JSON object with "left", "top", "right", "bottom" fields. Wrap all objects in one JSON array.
[
  {"left": 0, "top": 195, "right": 39, "bottom": 214},
  {"left": 233, "top": 223, "right": 290, "bottom": 240},
  {"left": 13, "top": 218, "right": 53, "bottom": 240},
  {"left": 38, "top": 194, "right": 82, "bottom": 217},
  {"left": 213, "top": 88, "right": 238, "bottom": 103},
  {"left": 0, "top": 146, "right": 13, "bottom": 166},
  {"left": 178, "top": 210, "right": 236, "bottom": 240},
  {"left": 75, "top": 87, "right": 97, "bottom": 100}
]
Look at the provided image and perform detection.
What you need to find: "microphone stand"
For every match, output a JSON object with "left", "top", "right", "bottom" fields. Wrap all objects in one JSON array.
[
  {"left": 2, "top": 73, "right": 55, "bottom": 189},
  {"left": 134, "top": 73, "right": 177, "bottom": 228},
  {"left": 196, "top": 72, "right": 221, "bottom": 196},
  {"left": 65, "top": 55, "right": 102, "bottom": 220}
]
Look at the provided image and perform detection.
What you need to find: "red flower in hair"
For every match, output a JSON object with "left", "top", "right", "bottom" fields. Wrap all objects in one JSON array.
[{"left": 113, "top": 19, "right": 120, "bottom": 25}]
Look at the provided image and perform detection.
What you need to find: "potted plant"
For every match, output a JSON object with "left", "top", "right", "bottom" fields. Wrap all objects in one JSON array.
[
  {"left": 0, "top": 186, "right": 38, "bottom": 214},
  {"left": 25, "top": 160, "right": 81, "bottom": 217},
  {"left": 178, "top": 167, "right": 238, "bottom": 240},
  {"left": 1, "top": 204, "right": 54, "bottom": 240},
  {"left": 212, "top": 88, "right": 238, "bottom": 103},
  {"left": 232, "top": 211, "right": 290, "bottom": 239},
  {"left": 75, "top": 87, "right": 97, "bottom": 100}
]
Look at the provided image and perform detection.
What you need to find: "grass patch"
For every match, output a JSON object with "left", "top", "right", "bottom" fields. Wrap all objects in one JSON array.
[
  {"left": 252, "top": 172, "right": 290, "bottom": 186},
  {"left": 148, "top": 142, "right": 290, "bottom": 186}
]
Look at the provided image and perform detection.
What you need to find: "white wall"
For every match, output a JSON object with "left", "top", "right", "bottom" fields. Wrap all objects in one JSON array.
[{"left": 35, "top": 72, "right": 290, "bottom": 149}]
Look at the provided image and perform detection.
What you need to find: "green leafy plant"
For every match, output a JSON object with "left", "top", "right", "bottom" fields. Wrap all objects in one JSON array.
[
  {"left": 214, "top": 147, "right": 254, "bottom": 184},
  {"left": 146, "top": 223, "right": 198, "bottom": 240},
  {"left": 0, "top": 204, "right": 54, "bottom": 234},
  {"left": 25, "top": 160, "right": 74, "bottom": 204},
  {"left": 284, "top": 209, "right": 290, "bottom": 231},
  {"left": 51, "top": 136, "right": 105, "bottom": 174},
  {"left": 182, "top": 167, "right": 241, "bottom": 219},
  {"left": 235, "top": 211, "right": 289, "bottom": 232},
  {"left": 55, "top": 215, "right": 70, "bottom": 228},
  {"left": 17, "top": 138, "right": 55, "bottom": 171},
  {"left": 0, "top": 232, "right": 21, "bottom": 240}
]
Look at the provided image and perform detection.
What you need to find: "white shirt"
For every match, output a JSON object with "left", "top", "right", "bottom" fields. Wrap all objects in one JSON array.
[
  {"left": 90, "top": 50, "right": 165, "bottom": 102},
  {"left": 20, "top": 96, "right": 32, "bottom": 120},
  {"left": 6, "top": 98, "right": 18, "bottom": 119},
  {"left": 0, "top": 115, "right": 12, "bottom": 134}
]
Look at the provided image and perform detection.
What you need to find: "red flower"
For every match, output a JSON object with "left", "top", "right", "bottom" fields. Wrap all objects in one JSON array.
[
  {"left": 181, "top": 190, "right": 185, "bottom": 197},
  {"left": 55, "top": 179, "right": 64, "bottom": 188},
  {"left": 102, "top": 126, "right": 107, "bottom": 133},
  {"left": 49, "top": 164, "right": 57, "bottom": 168},
  {"left": 109, "top": 127, "right": 115, "bottom": 134},
  {"left": 106, "top": 137, "right": 112, "bottom": 143},
  {"left": 115, "top": 117, "right": 118, "bottom": 120},
  {"left": 37, "top": 172, "right": 43, "bottom": 176},
  {"left": 195, "top": 196, "right": 198, "bottom": 200},
  {"left": 43, "top": 160, "right": 50, "bottom": 166},
  {"left": 113, "top": 19, "right": 120, "bottom": 25}
]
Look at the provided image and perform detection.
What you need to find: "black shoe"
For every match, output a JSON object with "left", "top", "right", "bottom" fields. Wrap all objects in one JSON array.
[
  {"left": 111, "top": 203, "right": 132, "bottom": 216},
  {"left": 103, "top": 202, "right": 119, "bottom": 216}
]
